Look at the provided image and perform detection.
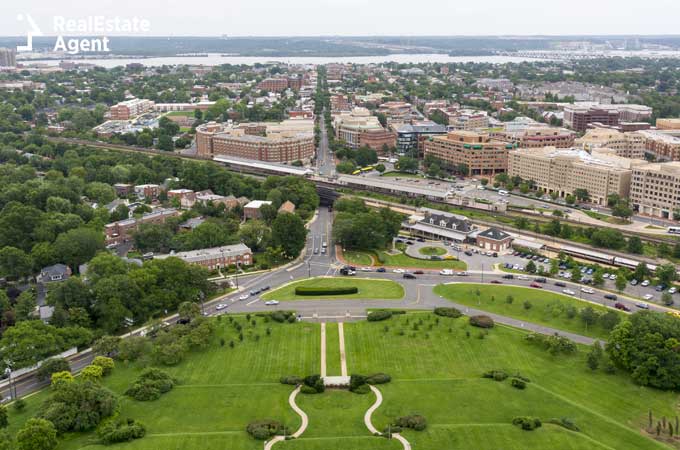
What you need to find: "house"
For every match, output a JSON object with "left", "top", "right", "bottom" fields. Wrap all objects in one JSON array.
[
  {"left": 134, "top": 184, "right": 161, "bottom": 200},
  {"left": 154, "top": 244, "right": 253, "bottom": 270},
  {"left": 37, "top": 264, "right": 72, "bottom": 283},
  {"left": 114, "top": 183, "right": 134, "bottom": 197},
  {"left": 401, "top": 210, "right": 476, "bottom": 243},
  {"left": 278, "top": 200, "right": 296, "bottom": 214},
  {"left": 243, "top": 200, "right": 273, "bottom": 220},
  {"left": 475, "top": 227, "right": 513, "bottom": 252}
]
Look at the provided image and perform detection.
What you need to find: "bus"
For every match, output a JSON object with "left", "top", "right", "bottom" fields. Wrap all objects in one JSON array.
[
  {"left": 668, "top": 226, "right": 680, "bottom": 235},
  {"left": 360, "top": 166, "right": 374, "bottom": 173},
  {"left": 352, "top": 169, "right": 362, "bottom": 175},
  {"left": 667, "top": 311, "right": 680, "bottom": 319}
]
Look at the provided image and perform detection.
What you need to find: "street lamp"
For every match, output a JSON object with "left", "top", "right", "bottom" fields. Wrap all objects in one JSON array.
[
  {"left": 308, "top": 261, "right": 312, "bottom": 278},
  {"left": 4, "top": 364, "right": 15, "bottom": 401},
  {"left": 198, "top": 291, "right": 205, "bottom": 315}
]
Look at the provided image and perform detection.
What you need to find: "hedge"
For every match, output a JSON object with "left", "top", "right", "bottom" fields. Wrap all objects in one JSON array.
[
  {"left": 294, "top": 286, "right": 358, "bottom": 296},
  {"left": 367, "top": 310, "right": 393, "bottom": 322},
  {"left": 246, "top": 419, "right": 284, "bottom": 440},
  {"left": 470, "top": 315, "right": 495, "bottom": 328},
  {"left": 482, "top": 370, "right": 508, "bottom": 381},
  {"left": 434, "top": 307, "right": 462, "bottom": 318},
  {"left": 280, "top": 376, "right": 303, "bottom": 385},
  {"left": 511, "top": 378, "right": 527, "bottom": 389}
]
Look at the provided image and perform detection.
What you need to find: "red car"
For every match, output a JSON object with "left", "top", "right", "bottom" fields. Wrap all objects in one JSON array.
[
  {"left": 530, "top": 283, "right": 543, "bottom": 289},
  {"left": 490, "top": 280, "right": 503, "bottom": 284},
  {"left": 614, "top": 302, "right": 631, "bottom": 312},
  {"left": 414, "top": 270, "right": 425, "bottom": 275}
]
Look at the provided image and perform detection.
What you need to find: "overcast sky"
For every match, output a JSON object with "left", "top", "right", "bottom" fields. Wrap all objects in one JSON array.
[{"left": 2, "top": 0, "right": 679, "bottom": 36}]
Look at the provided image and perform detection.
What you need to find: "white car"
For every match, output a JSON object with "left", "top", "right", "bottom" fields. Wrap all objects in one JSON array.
[
  {"left": 360, "top": 267, "right": 372, "bottom": 272},
  {"left": 393, "top": 268, "right": 405, "bottom": 274},
  {"left": 239, "top": 294, "right": 250, "bottom": 301},
  {"left": 563, "top": 289, "right": 576, "bottom": 295},
  {"left": 265, "top": 300, "right": 279, "bottom": 306},
  {"left": 602, "top": 273, "right": 610, "bottom": 279},
  {"left": 517, "top": 275, "right": 529, "bottom": 281},
  {"left": 670, "top": 287, "right": 677, "bottom": 294},
  {"left": 643, "top": 294, "right": 654, "bottom": 300},
  {"left": 215, "top": 303, "right": 227, "bottom": 310},
  {"left": 512, "top": 264, "right": 520, "bottom": 270},
  {"left": 641, "top": 280, "right": 650, "bottom": 287},
  {"left": 580, "top": 288, "right": 594, "bottom": 294},
  {"left": 610, "top": 274, "right": 617, "bottom": 280}
]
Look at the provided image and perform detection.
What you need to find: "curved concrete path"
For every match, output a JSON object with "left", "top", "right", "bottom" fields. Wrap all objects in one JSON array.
[
  {"left": 264, "top": 386, "right": 309, "bottom": 450},
  {"left": 365, "top": 385, "right": 411, "bottom": 450}
]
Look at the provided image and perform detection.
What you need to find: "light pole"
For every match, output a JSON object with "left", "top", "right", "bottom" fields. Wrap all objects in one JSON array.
[
  {"left": 308, "top": 261, "right": 312, "bottom": 278},
  {"left": 198, "top": 291, "right": 205, "bottom": 315},
  {"left": 4, "top": 365, "right": 15, "bottom": 401},
  {"left": 481, "top": 263, "right": 484, "bottom": 284}
]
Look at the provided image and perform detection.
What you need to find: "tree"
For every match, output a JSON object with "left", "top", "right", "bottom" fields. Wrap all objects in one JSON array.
[
  {"left": 656, "top": 264, "right": 677, "bottom": 286},
  {"left": 39, "top": 380, "right": 117, "bottom": 432},
  {"left": 615, "top": 275, "right": 627, "bottom": 293},
  {"left": 271, "top": 213, "right": 306, "bottom": 259},
  {"left": 336, "top": 160, "right": 356, "bottom": 174},
  {"left": 525, "top": 260, "right": 536, "bottom": 273},
  {"left": 53, "top": 227, "right": 105, "bottom": 270},
  {"left": 51, "top": 371, "right": 74, "bottom": 386},
  {"left": 633, "top": 262, "right": 650, "bottom": 282},
  {"left": 612, "top": 200, "right": 633, "bottom": 221},
  {"left": 16, "top": 418, "right": 58, "bottom": 450},
  {"left": 85, "top": 182, "right": 116, "bottom": 205},
  {"left": 587, "top": 341, "right": 603, "bottom": 371},
  {"left": 574, "top": 189, "right": 590, "bottom": 203},
  {"left": 662, "top": 292, "right": 674, "bottom": 306},
  {"left": 580, "top": 307, "right": 599, "bottom": 328},
  {"left": 593, "top": 270, "right": 604, "bottom": 287},
  {"left": 397, "top": 156, "right": 418, "bottom": 173},
  {"left": 627, "top": 236, "right": 643, "bottom": 254},
  {"left": 14, "top": 290, "right": 36, "bottom": 321},
  {"left": 133, "top": 223, "right": 173, "bottom": 253},
  {"left": 565, "top": 194, "right": 576, "bottom": 205},
  {"left": 158, "top": 134, "right": 174, "bottom": 151},
  {"left": 36, "top": 358, "right": 70, "bottom": 381},
  {"left": 179, "top": 301, "right": 200, "bottom": 321},
  {"left": 0, "top": 246, "right": 33, "bottom": 279},
  {"left": 0, "top": 406, "right": 7, "bottom": 429},
  {"left": 238, "top": 220, "right": 271, "bottom": 252},
  {"left": 375, "top": 164, "right": 386, "bottom": 173},
  {"left": 92, "top": 356, "right": 115, "bottom": 376}
]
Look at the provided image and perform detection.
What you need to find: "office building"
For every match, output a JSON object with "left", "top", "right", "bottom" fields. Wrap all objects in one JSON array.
[
  {"left": 575, "top": 129, "right": 646, "bottom": 159},
  {"left": 508, "top": 147, "right": 645, "bottom": 205},
  {"left": 564, "top": 103, "right": 652, "bottom": 132},
  {"left": 196, "top": 120, "right": 315, "bottom": 163},
  {"left": 630, "top": 162, "right": 680, "bottom": 219},
  {"left": 109, "top": 98, "right": 155, "bottom": 120},
  {"left": 394, "top": 122, "right": 448, "bottom": 156},
  {"left": 657, "top": 119, "right": 680, "bottom": 131},
  {"left": 637, "top": 130, "right": 680, "bottom": 161},
  {"left": 424, "top": 131, "right": 510, "bottom": 176},
  {"left": 0, "top": 48, "right": 16, "bottom": 67},
  {"left": 333, "top": 108, "right": 396, "bottom": 151},
  {"left": 155, "top": 244, "right": 253, "bottom": 270}
]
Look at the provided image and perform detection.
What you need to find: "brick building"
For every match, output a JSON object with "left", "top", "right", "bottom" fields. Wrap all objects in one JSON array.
[
  {"left": 424, "top": 131, "right": 510, "bottom": 176},
  {"left": 104, "top": 209, "right": 180, "bottom": 246}
]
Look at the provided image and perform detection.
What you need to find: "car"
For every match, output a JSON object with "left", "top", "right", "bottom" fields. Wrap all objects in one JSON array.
[
  {"left": 580, "top": 267, "right": 587, "bottom": 274},
  {"left": 502, "top": 274, "right": 514, "bottom": 279},
  {"left": 512, "top": 264, "right": 520, "bottom": 270},
  {"left": 321, "top": 248, "right": 326, "bottom": 254},
  {"left": 314, "top": 248, "right": 319, "bottom": 254},
  {"left": 261, "top": 286, "right": 271, "bottom": 291},
  {"left": 250, "top": 289, "right": 260, "bottom": 296},
  {"left": 563, "top": 289, "right": 576, "bottom": 295},
  {"left": 614, "top": 303, "right": 631, "bottom": 312},
  {"left": 643, "top": 294, "right": 654, "bottom": 300},
  {"left": 630, "top": 279, "right": 638, "bottom": 286},
  {"left": 403, "top": 273, "right": 417, "bottom": 279},
  {"left": 610, "top": 274, "right": 617, "bottom": 280},
  {"left": 406, "top": 241, "right": 414, "bottom": 245},
  {"left": 517, "top": 275, "right": 529, "bottom": 281},
  {"left": 656, "top": 285, "right": 666, "bottom": 292},
  {"left": 504, "top": 263, "right": 512, "bottom": 269},
  {"left": 581, "top": 287, "right": 594, "bottom": 294},
  {"left": 417, "top": 238, "right": 425, "bottom": 242},
  {"left": 603, "top": 273, "right": 610, "bottom": 279},
  {"left": 440, "top": 269, "right": 454, "bottom": 276},
  {"left": 534, "top": 277, "right": 547, "bottom": 283},
  {"left": 215, "top": 303, "right": 227, "bottom": 310},
  {"left": 586, "top": 268, "right": 594, "bottom": 275},
  {"left": 641, "top": 280, "right": 650, "bottom": 287},
  {"left": 360, "top": 267, "right": 372, "bottom": 272},
  {"left": 490, "top": 280, "right": 503, "bottom": 284},
  {"left": 395, "top": 239, "right": 404, "bottom": 244},
  {"left": 239, "top": 294, "right": 250, "bottom": 301},
  {"left": 513, "top": 251, "right": 520, "bottom": 256},
  {"left": 265, "top": 300, "right": 279, "bottom": 306},
  {"left": 464, "top": 251, "right": 473, "bottom": 256},
  {"left": 492, "top": 252, "right": 499, "bottom": 258},
  {"left": 414, "top": 270, "right": 425, "bottom": 275},
  {"left": 530, "top": 283, "right": 543, "bottom": 288},
  {"left": 456, "top": 271, "right": 468, "bottom": 276},
  {"left": 670, "top": 287, "right": 678, "bottom": 294},
  {"left": 376, "top": 267, "right": 386, "bottom": 273},
  {"left": 604, "top": 294, "right": 618, "bottom": 300},
  {"left": 636, "top": 302, "right": 650, "bottom": 309},
  {"left": 393, "top": 268, "right": 405, "bottom": 274}
]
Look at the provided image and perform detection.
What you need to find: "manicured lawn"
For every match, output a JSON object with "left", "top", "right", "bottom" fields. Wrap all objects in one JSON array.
[
  {"left": 325, "top": 323, "right": 341, "bottom": 376},
  {"left": 344, "top": 313, "right": 676, "bottom": 450},
  {"left": 165, "top": 111, "right": 193, "bottom": 117},
  {"left": 261, "top": 277, "right": 404, "bottom": 301},
  {"left": 419, "top": 246, "right": 447, "bottom": 256},
  {"left": 9, "top": 318, "right": 320, "bottom": 450},
  {"left": 433, "top": 284, "right": 624, "bottom": 340},
  {"left": 381, "top": 171, "right": 424, "bottom": 179},
  {"left": 344, "top": 249, "right": 467, "bottom": 270}
]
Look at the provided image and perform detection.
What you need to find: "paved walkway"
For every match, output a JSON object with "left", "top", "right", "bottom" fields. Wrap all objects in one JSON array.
[
  {"left": 264, "top": 386, "right": 309, "bottom": 450},
  {"left": 338, "top": 322, "right": 348, "bottom": 377},
  {"left": 320, "top": 322, "right": 327, "bottom": 378},
  {"left": 364, "top": 385, "right": 411, "bottom": 450}
]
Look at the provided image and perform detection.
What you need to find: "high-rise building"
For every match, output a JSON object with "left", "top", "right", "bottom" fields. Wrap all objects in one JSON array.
[
  {"left": 0, "top": 48, "right": 16, "bottom": 68},
  {"left": 424, "top": 131, "right": 510, "bottom": 176}
]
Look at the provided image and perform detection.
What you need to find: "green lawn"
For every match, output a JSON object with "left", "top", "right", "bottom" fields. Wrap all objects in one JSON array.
[
  {"left": 325, "top": 323, "right": 341, "bottom": 376},
  {"left": 261, "top": 277, "right": 405, "bottom": 301},
  {"left": 344, "top": 249, "right": 467, "bottom": 270},
  {"left": 165, "top": 111, "right": 194, "bottom": 117},
  {"left": 380, "top": 171, "right": 424, "bottom": 179},
  {"left": 433, "top": 284, "right": 624, "bottom": 340},
  {"left": 418, "top": 246, "right": 447, "bottom": 256},
  {"left": 344, "top": 313, "right": 676, "bottom": 450}
]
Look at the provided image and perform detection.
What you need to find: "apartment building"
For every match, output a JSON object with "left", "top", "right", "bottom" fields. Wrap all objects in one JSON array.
[
  {"left": 0, "top": 48, "right": 16, "bottom": 67},
  {"left": 134, "top": 184, "right": 161, "bottom": 200},
  {"left": 243, "top": 200, "right": 273, "bottom": 220},
  {"left": 575, "top": 129, "right": 647, "bottom": 159},
  {"left": 508, "top": 147, "right": 645, "bottom": 205},
  {"left": 330, "top": 94, "right": 351, "bottom": 112},
  {"left": 424, "top": 131, "right": 510, "bottom": 176},
  {"left": 104, "top": 208, "right": 180, "bottom": 245},
  {"left": 196, "top": 120, "right": 315, "bottom": 163},
  {"left": 376, "top": 101, "right": 421, "bottom": 123},
  {"left": 333, "top": 107, "right": 396, "bottom": 151},
  {"left": 446, "top": 109, "right": 490, "bottom": 131},
  {"left": 109, "top": 98, "right": 155, "bottom": 120},
  {"left": 495, "top": 127, "right": 575, "bottom": 149},
  {"left": 155, "top": 244, "right": 253, "bottom": 270},
  {"left": 630, "top": 162, "right": 680, "bottom": 219},
  {"left": 657, "top": 118, "right": 680, "bottom": 131},
  {"left": 637, "top": 130, "right": 680, "bottom": 161},
  {"left": 256, "top": 77, "right": 303, "bottom": 92}
]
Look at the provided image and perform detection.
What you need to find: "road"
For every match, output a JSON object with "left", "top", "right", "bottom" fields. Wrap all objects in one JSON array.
[{"left": 316, "top": 111, "right": 335, "bottom": 177}]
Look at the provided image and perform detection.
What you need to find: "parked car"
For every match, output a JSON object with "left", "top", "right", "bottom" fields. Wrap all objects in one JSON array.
[
  {"left": 630, "top": 279, "right": 638, "bottom": 286},
  {"left": 643, "top": 294, "right": 654, "bottom": 300},
  {"left": 656, "top": 285, "right": 666, "bottom": 292},
  {"left": 670, "top": 287, "right": 677, "bottom": 294},
  {"left": 641, "top": 280, "right": 650, "bottom": 287}
]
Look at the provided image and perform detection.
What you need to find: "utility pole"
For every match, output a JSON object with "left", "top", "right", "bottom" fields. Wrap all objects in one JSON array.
[{"left": 481, "top": 263, "right": 484, "bottom": 284}]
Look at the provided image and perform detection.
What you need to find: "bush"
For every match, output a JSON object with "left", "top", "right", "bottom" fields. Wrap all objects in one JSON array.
[
  {"left": 246, "top": 419, "right": 284, "bottom": 440},
  {"left": 349, "top": 374, "right": 367, "bottom": 391},
  {"left": 269, "top": 311, "right": 296, "bottom": 323},
  {"left": 125, "top": 369, "right": 176, "bottom": 401},
  {"left": 302, "top": 374, "right": 324, "bottom": 393},
  {"left": 294, "top": 286, "right": 358, "bottom": 296},
  {"left": 511, "top": 378, "right": 527, "bottom": 389},
  {"left": 367, "top": 310, "right": 393, "bottom": 322},
  {"left": 547, "top": 417, "right": 580, "bottom": 432},
  {"left": 482, "top": 370, "right": 508, "bottom": 381},
  {"left": 394, "top": 415, "right": 427, "bottom": 431},
  {"left": 13, "top": 398, "right": 26, "bottom": 412},
  {"left": 98, "top": 419, "right": 146, "bottom": 444},
  {"left": 365, "top": 373, "right": 391, "bottom": 385},
  {"left": 299, "top": 385, "right": 318, "bottom": 394},
  {"left": 469, "top": 315, "right": 495, "bottom": 328},
  {"left": 434, "top": 307, "right": 462, "bottom": 318},
  {"left": 352, "top": 383, "right": 371, "bottom": 394},
  {"left": 512, "top": 416, "right": 542, "bottom": 431},
  {"left": 92, "top": 356, "right": 115, "bottom": 376},
  {"left": 37, "top": 358, "right": 70, "bottom": 381},
  {"left": 280, "top": 376, "right": 303, "bottom": 385}
]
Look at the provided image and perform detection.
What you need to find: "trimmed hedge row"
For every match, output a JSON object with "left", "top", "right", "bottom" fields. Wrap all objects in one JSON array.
[
  {"left": 295, "top": 286, "right": 358, "bottom": 296},
  {"left": 470, "top": 315, "right": 495, "bottom": 328},
  {"left": 434, "top": 307, "right": 462, "bottom": 318}
]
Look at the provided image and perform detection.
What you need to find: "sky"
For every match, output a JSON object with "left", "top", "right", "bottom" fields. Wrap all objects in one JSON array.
[{"left": 1, "top": 0, "right": 679, "bottom": 37}]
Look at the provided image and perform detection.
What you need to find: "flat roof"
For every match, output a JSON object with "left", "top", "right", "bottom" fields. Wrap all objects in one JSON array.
[
  {"left": 213, "top": 155, "right": 313, "bottom": 176},
  {"left": 337, "top": 175, "right": 451, "bottom": 199}
]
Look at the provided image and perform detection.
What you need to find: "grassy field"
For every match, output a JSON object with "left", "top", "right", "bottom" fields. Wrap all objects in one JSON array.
[
  {"left": 419, "top": 246, "right": 447, "bottom": 256},
  {"left": 325, "top": 323, "right": 341, "bottom": 376},
  {"left": 344, "top": 313, "right": 677, "bottom": 450},
  {"left": 433, "top": 284, "right": 624, "bottom": 340},
  {"left": 344, "top": 249, "right": 467, "bottom": 270},
  {"left": 380, "top": 171, "right": 424, "bottom": 179},
  {"left": 261, "top": 277, "right": 405, "bottom": 301},
  {"left": 8, "top": 318, "right": 320, "bottom": 450}
]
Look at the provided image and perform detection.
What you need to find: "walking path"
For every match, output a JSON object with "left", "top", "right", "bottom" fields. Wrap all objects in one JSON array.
[
  {"left": 337, "top": 322, "right": 348, "bottom": 377},
  {"left": 263, "top": 386, "right": 309, "bottom": 450},
  {"left": 320, "top": 322, "right": 327, "bottom": 378},
  {"left": 364, "top": 385, "right": 411, "bottom": 450}
]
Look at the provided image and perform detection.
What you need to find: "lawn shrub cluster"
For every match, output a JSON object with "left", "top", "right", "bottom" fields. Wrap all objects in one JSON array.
[
  {"left": 299, "top": 375, "right": 325, "bottom": 394},
  {"left": 294, "top": 286, "right": 359, "bottom": 296},
  {"left": 368, "top": 310, "right": 393, "bottom": 322},
  {"left": 525, "top": 332, "right": 577, "bottom": 355},
  {"left": 125, "top": 368, "right": 177, "bottom": 401},
  {"left": 246, "top": 419, "right": 285, "bottom": 440},
  {"left": 512, "top": 416, "right": 542, "bottom": 431},
  {"left": 38, "top": 381, "right": 117, "bottom": 432},
  {"left": 434, "top": 307, "right": 462, "bottom": 318},
  {"left": 394, "top": 415, "right": 427, "bottom": 431},
  {"left": 350, "top": 373, "right": 391, "bottom": 394},
  {"left": 511, "top": 378, "right": 527, "bottom": 389},
  {"left": 482, "top": 370, "right": 508, "bottom": 381},
  {"left": 98, "top": 418, "right": 146, "bottom": 444},
  {"left": 269, "top": 311, "right": 297, "bottom": 323},
  {"left": 469, "top": 315, "right": 494, "bottom": 328},
  {"left": 546, "top": 417, "right": 580, "bottom": 432},
  {"left": 280, "top": 376, "right": 304, "bottom": 385},
  {"left": 92, "top": 356, "right": 115, "bottom": 376}
]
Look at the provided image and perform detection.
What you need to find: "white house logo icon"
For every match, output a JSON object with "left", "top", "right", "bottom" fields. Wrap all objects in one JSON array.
[{"left": 16, "top": 14, "right": 43, "bottom": 52}]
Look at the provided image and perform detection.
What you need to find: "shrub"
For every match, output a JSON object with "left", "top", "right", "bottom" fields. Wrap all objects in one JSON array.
[
  {"left": 280, "top": 376, "right": 303, "bottom": 385},
  {"left": 512, "top": 416, "right": 541, "bottom": 431},
  {"left": 482, "top": 370, "right": 508, "bottom": 381},
  {"left": 367, "top": 310, "right": 393, "bottom": 322},
  {"left": 547, "top": 417, "right": 580, "bottom": 432},
  {"left": 270, "top": 311, "right": 296, "bottom": 323},
  {"left": 13, "top": 398, "right": 26, "bottom": 412},
  {"left": 511, "top": 378, "right": 527, "bottom": 389},
  {"left": 469, "top": 315, "right": 494, "bottom": 328},
  {"left": 433, "top": 307, "right": 462, "bottom": 318},
  {"left": 125, "top": 369, "right": 176, "bottom": 401},
  {"left": 350, "top": 374, "right": 367, "bottom": 391},
  {"left": 98, "top": 419, "right": 146, "bottom": 444},
  {"left": 352, "top": 383, "right": 371, "bottom": 394},
  {"left": 365, "top": 373, "right": 391, "bottom": 385},
  {"left": 294, "top": 286, "right": 358, "bottom": 296},
  {"left": 246, "top": 419, "right": 284, "bottom": 440},
  {"left": 36, "top": 358, "right": 70, "bottom": 381},
  {"left": 51, "top": 371, "right": 74, "bottom": 387},
  {"left": 302, "top": 374, "right": 324, "bottom": 393},
  {"left": 299, "top": 385, "right": 318, "bottom": 394},
  {"left": 81, "top": 365, "right": 104, "bottom": 383},
  {"left": 394, "top": 415, "right": 427, "bottom": 431},
  {"left": 92, "top": 356, "right": 115, "bottom": 376}
]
